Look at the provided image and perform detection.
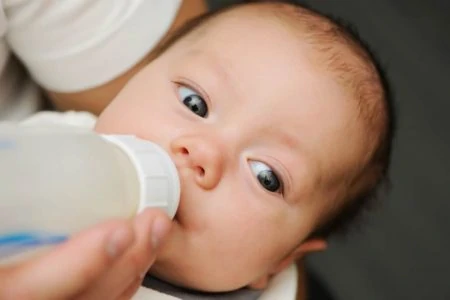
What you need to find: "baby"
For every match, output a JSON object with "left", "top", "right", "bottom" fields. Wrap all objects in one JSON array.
[{"left": 32, "top": 0, "right": 395, "bottom": 294}]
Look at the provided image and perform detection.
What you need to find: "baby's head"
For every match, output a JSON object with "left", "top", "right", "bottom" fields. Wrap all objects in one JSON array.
[{"left": 95, "top": 1, "right": 394, "bottom": 292}]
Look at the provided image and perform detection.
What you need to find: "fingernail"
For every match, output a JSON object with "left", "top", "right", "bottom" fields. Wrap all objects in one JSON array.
[
  {"left": 106, "top": 225, "right": 133, "bottom": 258},
  {"left": 151, "top": 216, "right": 171, "bottom": 249}
]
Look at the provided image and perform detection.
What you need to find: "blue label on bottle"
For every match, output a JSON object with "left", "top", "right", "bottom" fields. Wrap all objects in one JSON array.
[
  {"left": 0, "top": 232, "right": 67, "bottom": 259},
  {"left": 0, "top": 139, "right": 15, "bottom": 150}
]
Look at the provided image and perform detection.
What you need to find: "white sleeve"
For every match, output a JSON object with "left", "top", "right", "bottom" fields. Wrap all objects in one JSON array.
[
  {"left": 0, "top": 2, "right": 6, "bottom": 37},
  {"left": 132, "top": 286, "right": 180, "bottom": 300},
  {"left": 20, "top": 111, "right": 97, "bottom": 129},
  {"left": 3, "top": 0, "right": 182, "bottom": 92}
]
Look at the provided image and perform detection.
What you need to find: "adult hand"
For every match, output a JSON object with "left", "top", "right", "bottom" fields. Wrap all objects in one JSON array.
[{"left": 0, "top": 208, "right": 171, "bottom": 300}]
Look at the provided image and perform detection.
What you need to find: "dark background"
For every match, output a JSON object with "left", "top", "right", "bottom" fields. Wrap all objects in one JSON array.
[{"left": 208, "top": 1, "right": 450, "bottom": 299}]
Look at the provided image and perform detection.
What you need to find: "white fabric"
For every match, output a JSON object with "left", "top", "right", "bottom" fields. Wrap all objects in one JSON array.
[
  {"left": 0, "top": 0, "right": 181, "bottom": 122},
  {"left": 0, "top": 0, "right": 40, "bottom": 121},
  {"left": 259, "top": 264, "right": 298, "bottom": 300},
  {"left": 132, "top": 287, "right": 179, "bottom": 300},
  {"left": 21, "top": 110, "right": 97, "bottom": 128},
  {"left": 4, "top": 0, "right": 181, "bottom": 92}
]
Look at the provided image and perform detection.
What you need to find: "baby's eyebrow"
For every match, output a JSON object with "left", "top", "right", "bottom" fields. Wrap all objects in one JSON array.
[
  {"left": 276, "top": 129, "right": 301, "bottom": 150},
  {"left": 266, "top": 124, "right": 304, "bottom": 153},
  {"left": 188, "top": 49, "right": 234, "bottom": 90}
]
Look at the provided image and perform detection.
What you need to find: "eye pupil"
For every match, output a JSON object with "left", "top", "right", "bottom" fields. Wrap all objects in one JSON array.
[
  {"left": 257, "top": 170, "right": 280, "bottom": 192},
  {"left": 183, "top": 95, "right": 208, "bottom": 117}
]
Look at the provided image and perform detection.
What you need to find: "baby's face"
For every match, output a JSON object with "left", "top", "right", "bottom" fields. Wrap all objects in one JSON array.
[{"left": 95, "top": 11, "right": 365, "bottom": 291}]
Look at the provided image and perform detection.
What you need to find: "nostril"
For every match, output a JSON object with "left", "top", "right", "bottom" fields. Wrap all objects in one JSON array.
[
  {"left": 181, "top": 147, "right": 189, "bottom": 155},
  {"left": 196, "top": 166, "right": 205, "bottom": 177}
]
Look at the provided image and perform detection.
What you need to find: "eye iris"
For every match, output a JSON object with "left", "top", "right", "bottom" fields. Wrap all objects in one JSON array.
[
  {"left": 257, "top": 170, "right": 280, "bottom": 192},
  {"left": 184, "top": 95, "right": 207, "bottom": 117}
]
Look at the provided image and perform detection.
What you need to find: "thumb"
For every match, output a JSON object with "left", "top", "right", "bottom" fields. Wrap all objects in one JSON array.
[{"left": 0, "top": 220, "right": 135, "bottom": 300}]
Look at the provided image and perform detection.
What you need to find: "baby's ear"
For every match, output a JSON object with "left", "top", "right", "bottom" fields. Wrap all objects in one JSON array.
[
  {"left": 271, "top": 238, "right": 327, "bottom": 275},
  {"left": 296, "top": 238, "right": 328, "bottom": 255},
  {"left": 248, "top": 239, "right": 327, "bottom": 290}
]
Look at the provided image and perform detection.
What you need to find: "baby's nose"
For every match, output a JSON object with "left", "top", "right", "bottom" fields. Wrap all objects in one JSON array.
[{"left": 170, "top": 135, "right": 224, "bottom": 190}]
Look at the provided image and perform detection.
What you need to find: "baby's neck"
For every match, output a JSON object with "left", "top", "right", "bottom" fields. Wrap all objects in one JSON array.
[{"left": 142, "top": 275, "right": 264, "bottom": 300}]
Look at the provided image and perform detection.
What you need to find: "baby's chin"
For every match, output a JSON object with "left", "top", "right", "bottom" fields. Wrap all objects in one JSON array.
[
  {"left": 149, "top": 258, "right": 256, "bottom": 292},
  {"left": 149, "top": 219, "right": 265, "bottom": 292}
]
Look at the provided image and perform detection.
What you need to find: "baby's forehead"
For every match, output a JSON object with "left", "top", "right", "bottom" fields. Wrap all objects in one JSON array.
[
  {"left": 181, "top": 4, "right": 302, "bottom": 48},
  {"left": 180, "top": 4, "right": 355, "bottom": 92},
  {"left": 180, "top": 12, "right": 320, "bottom": 87}
]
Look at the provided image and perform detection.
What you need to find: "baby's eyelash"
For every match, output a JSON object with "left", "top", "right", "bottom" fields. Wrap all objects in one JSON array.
[{"left": 174, "top": 79, "right": 210, "bottom": 104}]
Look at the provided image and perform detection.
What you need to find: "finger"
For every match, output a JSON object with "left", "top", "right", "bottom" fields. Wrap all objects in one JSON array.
[
  {"left": 78, "top": 209, "right": 172, "bottom": 300},
  {"left": 118, "top": 277, "right": 143, "bottom": 300},
  {"left": 131, "top": 209, "right": 172, "bottom": 275},
  {"left": 0, "top": 220, "right": 135, "bottom": 300}
]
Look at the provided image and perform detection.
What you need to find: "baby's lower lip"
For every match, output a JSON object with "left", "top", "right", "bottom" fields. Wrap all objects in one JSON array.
[
  {"left": 173, "top": 212, "right": 184, "bottom": 228},
  {"left": 172, "top": 194, "right": 183, "bottom": 225}
]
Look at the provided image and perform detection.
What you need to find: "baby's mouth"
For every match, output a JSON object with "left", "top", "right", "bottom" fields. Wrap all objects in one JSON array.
[
  {"left": 173, "top": 211, "right": 181, "bottom": 224},
  {"left": 172, "top": 167, "right": 183, "bottom": 225},
  {"left": 170, "top": 164, "right": 195, "bottom": 228},
  {"left": 172, "top": 205, "right": 185, "bottom": 229}
]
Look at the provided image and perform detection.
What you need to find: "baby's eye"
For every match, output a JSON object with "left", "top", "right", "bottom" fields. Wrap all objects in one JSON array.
[
  {"left": 249, "top": 161, "right": 283, "bottom": 194},
  {"left": 178, "top": 85, "right": 208, "bottom": 118}
]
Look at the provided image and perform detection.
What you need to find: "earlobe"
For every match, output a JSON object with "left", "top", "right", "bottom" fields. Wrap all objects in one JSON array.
[
  {"left": 271, "top": 238, "right": 328, "bottom": 275},
  {"left": 248, "top": 239, "right": 327, "bottom": 290},
  {"left": 297, "top": 238, "right": 328, "bottom": 255}
]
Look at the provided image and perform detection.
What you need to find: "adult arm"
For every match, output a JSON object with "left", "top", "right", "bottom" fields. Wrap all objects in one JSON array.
[{"left": 4, "top": 0, "right": 207, "bottom": 115}]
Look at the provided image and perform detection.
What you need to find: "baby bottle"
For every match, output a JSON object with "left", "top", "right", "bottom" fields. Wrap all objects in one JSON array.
[{"left": 0, "top": 124, "right": 180, "bottom": 263}]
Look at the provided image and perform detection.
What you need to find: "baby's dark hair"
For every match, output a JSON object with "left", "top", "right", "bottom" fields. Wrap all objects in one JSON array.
[{"left": 149, "top": 0, "right": 396, "bottom": 239}]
